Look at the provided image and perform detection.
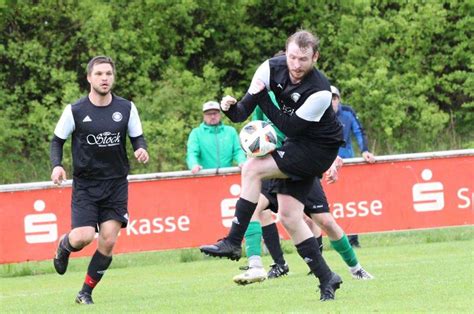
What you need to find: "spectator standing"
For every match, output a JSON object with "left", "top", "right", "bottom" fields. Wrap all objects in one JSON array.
[
  {"left": 331, "top": 85, "right": 375, "bottom": 247},
  {"left": 186, "top": 101, "right": 246, "bottom": 174}
]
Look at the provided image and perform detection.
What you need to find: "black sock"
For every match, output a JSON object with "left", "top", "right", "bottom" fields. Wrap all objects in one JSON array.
[
  {"left": 348, "top": 234, "right": 359, "bottom": 244},
  {"left": 316, "top": 235, "right": 323, "bottom": 253},
  {"left": 227, "top": 198, "right": 257, "bottom": 246},
  {"left": 262, "top": 223, "right": 286, "bottom": 265},
  {"left": 61, "top": 233, "right": 81, "bottom": 253},
  {"left": 296, "top": 237, "right": 332, "bottom": 285},
  {"left": 81, "top": 250, "right": 113, "bottom": 295}
]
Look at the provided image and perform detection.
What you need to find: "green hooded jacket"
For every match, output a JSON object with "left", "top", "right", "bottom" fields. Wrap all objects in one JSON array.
[{"left": 186, "top": 122, "right": 246, "bottom": 170}]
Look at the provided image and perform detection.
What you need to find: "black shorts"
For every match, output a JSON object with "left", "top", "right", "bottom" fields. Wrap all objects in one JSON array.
[
  {"left": 71, "top": 176, "right": 129, "bottom": 230},
  {"left": 270, "top": 138, "right": 339, "bottom": 180},
  {"left": 266, "top": 138, "right": 338, "bottom": 205},
  {"left": 304, "top": 179, "right": 330, "bottom": 215},
  {"left": 261, "top": 179, "right": 278, "bottom": 212},
  {"left": 262, "top": 178, "right": 329, "bottom": 216}
]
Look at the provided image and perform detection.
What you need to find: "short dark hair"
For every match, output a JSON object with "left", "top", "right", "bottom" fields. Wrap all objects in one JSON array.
[
  {"left": 286, "top": 30, "right": 320, "bottom": 54},
  {"left": 87, "top": 56, "right": 115, "bottom": 75}
]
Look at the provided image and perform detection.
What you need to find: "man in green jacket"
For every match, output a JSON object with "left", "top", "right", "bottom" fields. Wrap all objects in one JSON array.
[{"left": 186, "top": 101, "right": 246, "bottom": 174}]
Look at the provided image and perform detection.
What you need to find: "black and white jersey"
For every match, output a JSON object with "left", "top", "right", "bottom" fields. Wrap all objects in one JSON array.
[
  {"left": 54, "top": 95, "right": 145, "bottom": 179},
  {"left": 250, "top": 55, "right": 343, "bottom": 146}
]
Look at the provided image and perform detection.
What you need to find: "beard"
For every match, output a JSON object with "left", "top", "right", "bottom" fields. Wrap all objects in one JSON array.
[{"left": 92, "top": 85, "right": 111, "bottom": 96}]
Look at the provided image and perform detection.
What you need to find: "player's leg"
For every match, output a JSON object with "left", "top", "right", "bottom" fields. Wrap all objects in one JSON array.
[
  {"left": 76, "top": 220, "right": 121, "bottom": 304},
  {"left": 233, "top": 194, "right": 269, "bottom": 285},
  {"left": 304, "top": 215, "right": 323, "bottom": 253},
  {"left": 76, "top": 177, "right": 129, "bottom": 304},
  {"left": 308, "top": 180, "right": 373, "bottom": 279},
  {"left": 54, "top": 227, "right": 95, "bottom": 275},
  {"left": 303, "top": 216, "right": 323, "bottom": 276},
  {"left": 314, "top": 213, "right": 374, "bottom": 280},
  {"left": 348, "top": 234, "right": 361, "bottom": 248},
  {"left": 261, "top": 208, "right": 290, "bottom": 279},
  {"left": 277, "top": 193, "right": 342, "bottom": 301},
  {"left": 256, "top": 180, "right": 290, "bottom": 279},
  {"left": 54, "top": 178, "right": 98, "bottom": 275},
  {"left": 200, "top": 156, "right": 286, "bottom": 260}
]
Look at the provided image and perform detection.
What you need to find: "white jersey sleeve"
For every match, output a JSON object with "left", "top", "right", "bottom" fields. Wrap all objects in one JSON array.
[
  {"left": 295, "top": 90, "right": 332, "bottom": 122},
  {"left": 54, "top": 104, "right": 75, "bottom": 140},
  {"left": 128, "top": 102, "right": 144, "bottom": 137},
  {"left": 247, "top": 60, "right": 270, "bottom": 95}
]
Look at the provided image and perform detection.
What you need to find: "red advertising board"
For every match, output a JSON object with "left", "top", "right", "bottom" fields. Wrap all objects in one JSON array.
[{"left": 0, "top": 152, "right": 472, "bottom": 264}]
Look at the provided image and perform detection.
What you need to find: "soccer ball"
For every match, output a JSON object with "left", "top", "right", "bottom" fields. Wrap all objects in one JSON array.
[{"left": 239, "top": 120, "right": 277, "bottom": 157}]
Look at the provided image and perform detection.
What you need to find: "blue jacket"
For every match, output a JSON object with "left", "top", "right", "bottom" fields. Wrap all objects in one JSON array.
[{"left": 335, "top": 104, "right": 369, "bottom": 158}]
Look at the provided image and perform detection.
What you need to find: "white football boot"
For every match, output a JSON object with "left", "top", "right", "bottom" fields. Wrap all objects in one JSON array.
[
  {"left": 233, "top": 266, "right": 267, "bottom": 285},
  {"left": 350, "top": 264, "right": 374, "bottom": 280}
]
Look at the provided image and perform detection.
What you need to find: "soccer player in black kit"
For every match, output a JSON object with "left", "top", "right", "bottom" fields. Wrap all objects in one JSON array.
[
  {"left": 50, "top": 56, "right": 149, "bottom": 305},
  {"left": 200, "top": 30, "right": 344, "bottom": 301}
]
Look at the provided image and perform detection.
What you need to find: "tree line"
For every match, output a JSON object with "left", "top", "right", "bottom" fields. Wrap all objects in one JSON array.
[{"left": 0, "top": 0, "right": 472, "bottom": 184}]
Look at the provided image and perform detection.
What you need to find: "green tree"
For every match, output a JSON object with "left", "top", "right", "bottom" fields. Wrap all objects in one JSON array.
[{"left": 0, "top": 0, "right": 471, "bottom": 184}]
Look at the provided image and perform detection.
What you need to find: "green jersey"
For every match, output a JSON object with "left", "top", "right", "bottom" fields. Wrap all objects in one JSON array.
[{"left": 252, "top": 91, "right": 286, "bottom": 148}]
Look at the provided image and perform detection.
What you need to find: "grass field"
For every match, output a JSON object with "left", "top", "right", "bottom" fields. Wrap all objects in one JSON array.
[{"left": 1, "top": 227, "right": 473, "bottom": 312}]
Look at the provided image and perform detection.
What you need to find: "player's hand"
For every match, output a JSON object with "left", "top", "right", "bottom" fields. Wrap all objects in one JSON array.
[
  {"left": 220, "top": 95, "right": 237, "bottom": 111},
  {"left": 248, "top": 79, "right": 265, "bottom": 95},
  {"left": 324, "top": 165, "right": 339, "bottom": 184},
  {"left": 51, "top": 166, "right": 67, "bottom": 186},
  {"left": 334, "top": 156, "right": 344, "bottom": 170},
  {"left": 134, "top": 148, "right": 149, "bottom": 164},
  {"left": 191, "top": 165, "right": 202, "bottom": 174},
  {"left": 362, "top": 151, "right": 375, "bottom": 163}
]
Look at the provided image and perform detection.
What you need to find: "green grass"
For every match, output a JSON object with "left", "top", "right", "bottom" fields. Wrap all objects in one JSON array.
[{"left": 1, "top": 227, "right": 473, "bottom": 312}]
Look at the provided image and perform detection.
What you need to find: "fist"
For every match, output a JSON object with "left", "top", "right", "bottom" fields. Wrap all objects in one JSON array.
[
  {"left": 51, "top": 166, "right": 66, "bottom": 186},
  {"left": 134, "top": 148, "right": 149, "bottom": 163},
  {"left": 220, "top": 95, "right": 237, "bottom": 111}
]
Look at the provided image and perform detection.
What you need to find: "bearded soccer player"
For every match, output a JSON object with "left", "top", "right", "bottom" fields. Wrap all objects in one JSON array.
[
  {"left": 200, "top": 30, "right": 345, "bottom": 301},
  {"left": 50, "top": 56, "right": 149, "bottom": 305}
]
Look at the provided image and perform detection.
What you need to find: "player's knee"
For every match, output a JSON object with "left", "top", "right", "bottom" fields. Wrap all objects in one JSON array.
[
  {"left": 242, "top": 159, "right": 264, "bottom": 180},
  {"left": 318, "top": 217, "right": 334, "bottom": 232},
  {"left": 259, "top": 209, "right": 273, "bottom": 225},
  {"left": 279, "top": 211, "right": 298, "bottom": 230},
  {"left": 316, "top": 215, "right": 342, "bottom": 237},
  {"left": 99, "top": 234, "right": 118, "bottom": 251},
  {"left": 74, "top": 232, "right": 95, "bottom": 248}
]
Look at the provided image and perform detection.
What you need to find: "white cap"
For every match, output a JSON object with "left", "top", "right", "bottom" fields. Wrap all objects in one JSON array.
[
  {"left": 202, "top": 101, "right": 220, "bottom": 112},
  {"left": 330, "top": 85, "right": 340, "bottom": 98}
]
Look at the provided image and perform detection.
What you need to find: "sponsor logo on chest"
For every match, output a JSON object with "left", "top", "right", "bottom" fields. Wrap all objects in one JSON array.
[{"left": 87, "top": 132, "right": 121, "bottom": 147}]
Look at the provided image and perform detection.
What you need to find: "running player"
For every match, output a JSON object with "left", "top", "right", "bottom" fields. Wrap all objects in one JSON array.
[{"left": 50, "top": 56, "right": 149, "bottom": 304}]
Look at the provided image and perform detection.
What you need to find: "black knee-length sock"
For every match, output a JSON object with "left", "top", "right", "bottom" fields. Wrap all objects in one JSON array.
[
  {"left": 81, "top": 250, "right": 113, "bottom": 295},
  {"left": 316, "top": 235, "right": 323, "bottom": 253},
  {"left": 61, "top": 233, "right": 81, "bottom": 253},
  {"left": 262, "top": 223, "right": 286, "bottom": 265},
  {"left": 296, "top": 237, "right": 332, "bottom": 285},
  {"left": 227, "top": 198, "right": 257, "bottom": 246}
]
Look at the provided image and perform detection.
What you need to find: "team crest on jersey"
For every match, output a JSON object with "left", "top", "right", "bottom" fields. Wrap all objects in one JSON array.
[
  {"left": 290, "top": 93, "right": 301, "bottom": 103},
  {"left": 112, "top": 112, "right": 123, "bottom": 122}
]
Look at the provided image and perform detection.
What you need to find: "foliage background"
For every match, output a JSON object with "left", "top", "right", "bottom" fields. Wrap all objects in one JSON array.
[{"left": 0, "top": 0, "right": 472, "bottom": 183}]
